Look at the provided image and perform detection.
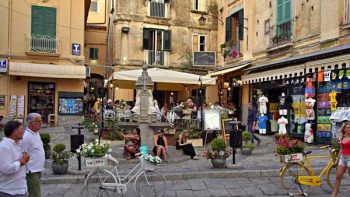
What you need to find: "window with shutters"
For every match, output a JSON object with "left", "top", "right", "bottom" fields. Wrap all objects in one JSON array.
[
  {"left": 192, "top": 34, "right": 207, "bottom": 52},
  {"left": 90, "top": 0, "right": 99, "bottom": 13},
  {"left": 143, "top": 28, "right": 171, "bottom": 66},
  {"left": 345, "top": 0, "right": 350, "bottom": 25},
  {"left": 89, "top": 48, "right": 99, "bottom": 60},
  {"left": 270, "top": 0, "right": 292, "bottom": 46},
  {"left": 225, "top": 9, "right": 244, "bottom": 42},
  {"left": 147, "top": 0, "right": 170, "bottom": 18},
  {"left": 193, "top": 0, "right": 206, "bottom": 12},
  {"left": 30, "top": 5, "right": 57, "bottom": 53}
]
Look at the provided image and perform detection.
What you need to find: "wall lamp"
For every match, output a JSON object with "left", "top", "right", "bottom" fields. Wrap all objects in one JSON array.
[{"left": 198, "top": 14, "right": 224, "bottom": 26}]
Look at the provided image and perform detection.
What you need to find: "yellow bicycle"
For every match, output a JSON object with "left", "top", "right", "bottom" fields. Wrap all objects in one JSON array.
[{"left": 279, "top": 145, "right": 338, "bottom": 196}]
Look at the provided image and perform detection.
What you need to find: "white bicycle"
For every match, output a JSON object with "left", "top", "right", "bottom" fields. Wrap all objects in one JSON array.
[{"left": 83, "top": 152, "right": 166, "bottom": 197}]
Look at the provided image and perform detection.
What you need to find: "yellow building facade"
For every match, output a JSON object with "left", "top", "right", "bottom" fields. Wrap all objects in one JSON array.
[{"left": 0, "top": 0, "right": 87, "bottom": 126}]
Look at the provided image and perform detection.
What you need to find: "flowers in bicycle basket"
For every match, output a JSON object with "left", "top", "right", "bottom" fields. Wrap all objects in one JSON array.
[
  {"left": 275, "top": 135, "right": 305, "bottom": 155},
  {"left": 76, "top": 139, "right": 111, "bottom": 158},
  {"left": 143, "top": 154, "right": 162, "bottom": 165}
]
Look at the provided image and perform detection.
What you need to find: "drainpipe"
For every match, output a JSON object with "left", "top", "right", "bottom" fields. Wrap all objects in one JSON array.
[{"left": 7, "top": 0, "right": 12, "bottom": 116}]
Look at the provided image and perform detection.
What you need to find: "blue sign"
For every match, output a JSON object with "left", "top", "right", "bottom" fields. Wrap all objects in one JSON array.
[
  {"left": 72, "top": 43, "right": 81, "bottom": 56},
  {"left": 0, "top": 59, "right": 8, "bottom": 73}
]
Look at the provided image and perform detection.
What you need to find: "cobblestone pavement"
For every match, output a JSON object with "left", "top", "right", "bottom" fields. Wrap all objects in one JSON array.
[{"left": 42, "top": 176, "right": 350, "bottom": 197}]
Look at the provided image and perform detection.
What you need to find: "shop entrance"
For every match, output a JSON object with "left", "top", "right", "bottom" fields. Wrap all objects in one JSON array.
[{"left": 28, "top": 82, "right": 55, "bottom": 123}]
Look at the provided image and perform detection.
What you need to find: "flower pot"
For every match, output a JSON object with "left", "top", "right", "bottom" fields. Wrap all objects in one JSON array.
[
  {"left": 52, "top": 161, "right": 69, "bottom": 175},
  {"left": 240, "top": 147, "right": 253, "bottom": 155},
  {"left": 211, "top": 158, "right": 226, "bottom": 169}
]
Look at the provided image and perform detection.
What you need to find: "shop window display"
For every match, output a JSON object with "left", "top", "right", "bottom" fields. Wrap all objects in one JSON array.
[{"left": 28, "top": 82, "right": 55, "bottom": 123}]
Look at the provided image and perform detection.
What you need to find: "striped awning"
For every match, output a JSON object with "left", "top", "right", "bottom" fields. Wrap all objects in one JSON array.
[
  {"left": 242, "top": 64, "right": 305, "bottom": 84},
  {"left": 306, "top": 54, "right": 350, "bottom": 73}
]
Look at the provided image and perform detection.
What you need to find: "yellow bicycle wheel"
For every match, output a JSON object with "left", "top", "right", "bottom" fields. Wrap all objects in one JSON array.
[
  {"left": 280, "top": 163, "right": 311, "bottom": 196},
  {"left": 323, "top": 165, "right": 337, "bottom": 193}
]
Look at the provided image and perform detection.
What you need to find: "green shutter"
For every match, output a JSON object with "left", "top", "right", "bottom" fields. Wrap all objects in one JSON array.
[
  {"left": 143, "top": 28, "right": 151, "bottom": 50},
  {"left": 163, "top": 30, "right": 171, "bottom": 51},
  {"left": 31, "top": 6, "right": 56, "bottom": 38},
  {"left": 277, "top": 0, "right": 284, "bottom": 25},
  {"left": 284, "top": 0, "right": 291, "bottom": 21},
  {"left": 225, "top": 16, "right": 231, "bottom": 41},
  {"left": 277, "top": 0, "right": 291, "bottom": 24},
  {"left": 238, "top": 9, "right": 244, "bottom": 40}
]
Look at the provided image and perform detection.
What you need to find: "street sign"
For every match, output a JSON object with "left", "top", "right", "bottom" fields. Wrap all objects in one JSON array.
[
  {"left": 0, "top": 59, "right": 8, "bottom": 73},
  {"left": 72, "top": 43, "right": 81, "bottom": 56}
]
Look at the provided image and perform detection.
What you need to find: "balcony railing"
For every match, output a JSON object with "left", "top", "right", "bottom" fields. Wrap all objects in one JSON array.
[
  {"left": 147, "top": 1, "right": 169, "bottom": 18},
  {"left": 144, "top": 50, "right": 170, "bottom": 66},
  {"left": 26, "top": 35, "right": 60, "bottom": 53},
  {"left": 221, "top": 40, "right": 240, "bottom": 62},
  {"left": 268, "top": 20, "right": 292, "bottom": 48}
]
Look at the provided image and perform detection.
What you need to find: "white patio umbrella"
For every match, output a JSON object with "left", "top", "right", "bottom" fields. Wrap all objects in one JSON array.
[{"left": 111, "top": 68, "right": 216, "bottom": 90}]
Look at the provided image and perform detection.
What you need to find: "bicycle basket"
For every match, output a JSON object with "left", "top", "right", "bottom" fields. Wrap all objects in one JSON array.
[{"left": 142, "top": 160, "right": 156, "bottom": 171}]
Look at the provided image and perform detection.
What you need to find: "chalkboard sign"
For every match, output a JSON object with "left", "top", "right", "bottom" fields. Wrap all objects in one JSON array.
[
  {"left": 203, "top": 109, "right": 221, "bottom": 131},
  {"left": 193, "top": 52, "right": 216, "bottom": 66}
]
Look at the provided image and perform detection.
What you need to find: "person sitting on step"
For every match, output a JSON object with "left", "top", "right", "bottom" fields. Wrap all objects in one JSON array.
[
  {"left": 153, "top": 129, "right": 168, "bottom": 163},
  {"left": 122, "top": 128, "right": 141, "bottom": 160},
  {"left": 176, "top": 129, "right": 199, "bottom": 160}
]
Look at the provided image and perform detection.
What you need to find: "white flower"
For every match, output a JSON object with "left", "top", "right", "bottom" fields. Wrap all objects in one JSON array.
[
  {"left": 95, "top": 139, "right": 99, "bottom": 143},
  {"left": 76, "top": 149, "right": 80, "bottom": 153}
]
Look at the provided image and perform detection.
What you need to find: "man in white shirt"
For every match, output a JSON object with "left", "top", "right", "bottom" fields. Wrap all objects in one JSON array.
[
  {"left": 0, "top": 121, "right": 30, "bottom": 197},
  {"left": 21, "top": 113, "right": 44, "bottom": 197}
]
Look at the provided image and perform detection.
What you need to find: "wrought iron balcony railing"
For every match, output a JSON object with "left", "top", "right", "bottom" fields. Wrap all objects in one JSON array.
[
  {"left": 26, "top": 35, "right": 60, "bottom": 53},
  {"left": 268, "top": 20, "right": 292, "bottom": 48},
  {"left": 144, "top": 50, "right": 170, "bottom": 66}
]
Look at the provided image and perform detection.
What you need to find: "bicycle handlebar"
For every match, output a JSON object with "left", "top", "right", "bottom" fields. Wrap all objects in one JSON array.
[{"left": 106, "top": 154, "right": 119, "bottom": 164}]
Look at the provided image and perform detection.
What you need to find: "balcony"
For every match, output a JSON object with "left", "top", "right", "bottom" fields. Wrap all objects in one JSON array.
[
  {"left": 267, "top": 21, "right": 293, "bottom": 51},
  {"left": 220, "top": 40, "right": 241, "bottom": 63},
  {"left": 144, "top": 50, "right": 170, "bottom": 66},
  {"left": 147, "top": 1, "right": 170, "bottom": 18},
  {"left": 26, "top": 35, "right": 60, "bottom": 56}
]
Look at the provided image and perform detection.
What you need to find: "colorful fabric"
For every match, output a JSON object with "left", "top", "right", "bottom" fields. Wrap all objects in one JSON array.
[
  {"left": 331, "top": 70, "right": 338, "bottom": 80},
  {"left": 305, "top": 78, "right": 315, "bottom": 98},
  {"left": 343, "top": 80, "right": 350, "bottom": 90},
  {"left": 339, "top": 69, "right": 345, "bottom": 79},
  {"left": 258, "top": 115, "right": 268, "bottom": 129},
  {"left": 318, "top": 71, "right": 324, "bottom": 82}
]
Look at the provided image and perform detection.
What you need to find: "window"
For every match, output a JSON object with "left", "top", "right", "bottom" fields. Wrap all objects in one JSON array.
[
  {"left": 192, "top": 34, "right": 206, "bottom": 52},
  {"left": 89, "top": 48, "right": 99, "bottom": 60},
  {"left": 345, "top": 0, "right": 350, "bottom": 24},
  {"left": 148, "top": 0, "right": 170, "bottom": 18},
  {"left": 225, "top": 9, "right": 244, "bottom": 41},
  {"left": 193, "top": 0, "right": 206, "bottom": 12},
  {"left": 90, "top": 0, "right": 99, "bottom": 13},
  {"left": 276, "top": 0, "right": 292, "bottom": 34},
  {"left": 143, "top": 28, "right": 171, "bottom": 51}
]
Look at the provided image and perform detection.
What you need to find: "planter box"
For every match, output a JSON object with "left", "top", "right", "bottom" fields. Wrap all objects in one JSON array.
[
  {"left": 182, "top": 109, "right": 192, "bottom": 115},
  {"left": 84, "top": 157, "right": 107, "bottom": 167},
  {"left": 280, "top": 153, "right": 303, "bottom": 163}
]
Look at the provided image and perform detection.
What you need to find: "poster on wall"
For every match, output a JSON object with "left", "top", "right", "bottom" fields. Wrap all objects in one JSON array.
[
  {"left": 0, "top": 96, "right": 5, "bottom": 109},
  {"left": 17, "top": 95, "right": 25, "bottom": 117},
  {"left": 9, "top": 95, "right": 17, "bottom": 116}
]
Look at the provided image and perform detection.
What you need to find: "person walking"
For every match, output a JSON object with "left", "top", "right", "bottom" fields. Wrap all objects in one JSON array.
[
  {"left": 21, "top": 113, "right": 45, "bottom": 197},
  {"left": 0, "top": 120, "right": 30, "bottom": 197},
  {"left": 331, "top": 121, "right": 350, "bottom": 197},
  {"left": 247, "top": 103, "right": 261, "bottom": 146}
]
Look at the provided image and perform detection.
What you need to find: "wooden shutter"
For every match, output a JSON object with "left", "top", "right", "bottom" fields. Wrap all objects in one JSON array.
[
  {"left": 225, "top": 16, "right": 231, "bottom": 41},
  {"left": 238, "top": 9, "right": 244, "bottom": 40},
  {"left": 193, "top": 35, "right": 199, "bottom": 52},
  {"left": 31, "top": 6, "right": 56, "bottom": 38},
  {"left": 143, "top": 28, "right": 151, "bottom": 50},
  {"left": 277, "top": 0, "right": 291, "bottom": 24},
  {"left": 31, "top": 6, "right": 44, "bottom": 36},
  {"left": 277, "top": 0, "right": 284, "bottom": 25},
  {"left": 163, "top": 30, "right": 171, "bottom": 50}
]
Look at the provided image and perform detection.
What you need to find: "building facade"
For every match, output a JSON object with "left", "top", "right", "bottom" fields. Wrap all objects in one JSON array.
[
  {"left": 217, "top": 0, "right": 350, "bottom": 143},
  {"left": 110, "top": 0, "right": 219, "bottom": 106},
  {"left": 0, "top": 0, "right": 87, "bottom": 126}
]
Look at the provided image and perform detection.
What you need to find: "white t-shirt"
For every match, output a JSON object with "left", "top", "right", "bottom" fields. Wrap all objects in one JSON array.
[
  {"left": 20, "top": 128, "right": 45, "bottom": 173},
  {"left": 278, "top": 117, "right": 288, "bottom": 133},
  {"left": 258, "top": 96, "right": 269, "bottom": 108},
  {"left": 305, "top": 98, "right": 316, "bottom": 108}
]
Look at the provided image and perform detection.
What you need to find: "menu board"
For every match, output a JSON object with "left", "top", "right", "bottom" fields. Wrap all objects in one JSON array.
[
  {"left": 17, "top": 95, "right": 25, "bottom": 117},
  {"left": 203, "top": 109, "right": 221, "bottom": 131},
  {"left": 0, "top": 96, "right": 5, "bottom": 109},
  {"left": 9, "top": 95, "right": 17, "bottom": 116},
  {"left": 58, "top": 98, "right": 83, "bottom": 115}
]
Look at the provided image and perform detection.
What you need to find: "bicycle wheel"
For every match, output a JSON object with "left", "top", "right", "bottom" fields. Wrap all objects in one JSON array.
[
  {"left": 85, "top": 169, "right": 121, "bottom": 197},
  {"left": 280, "top": 163, "right": 311, "bottom": 196},
  {"left": 322, "top": 165, "right": 337, "bottom": 193},
  {"left": 134, "top": 171, "right": 166, "bottom": 197}
]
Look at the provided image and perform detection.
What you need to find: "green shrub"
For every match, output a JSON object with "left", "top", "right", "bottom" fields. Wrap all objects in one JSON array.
[
  {"left": 242, "top": 131, "right": 252, "bottom": 143},
  {"left": 210, "top": 138, "right": 226, "bottom": 151},
  {"left": 51, "top": 143, "right": 72, "bottom": 164},
  {"left": 40, "top": 133, "right": 51, "bottom": 144}
]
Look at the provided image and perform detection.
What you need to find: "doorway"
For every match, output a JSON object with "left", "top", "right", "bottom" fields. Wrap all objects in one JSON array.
[{"left": 28, "top": 82, "right": 55, "bottom": 123}]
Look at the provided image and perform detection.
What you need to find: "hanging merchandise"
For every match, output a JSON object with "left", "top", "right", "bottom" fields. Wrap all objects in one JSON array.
[
  {"left": 324, "top": 71, "right": 331, "bottom": 81},
  {"left": 331, "top": 70, "right": 338, "bottom": 80},
  {"left": 305, "top": 77, "right": 315, "bottom": 98},
  {"left": 346, "top": 69, "right": 350, "bottom": 79},
  {"left": 329, "top": 91, "right": 338, "bottom": 112},
  {"left": 338, "top": 69, "right": 345, "bottom": 79},
  {"left": 278, "top": 116, "right": 288, "bottom": 135},
  {"left": 258, "top": 95, "right": 269, "bottom": 114},
  {"left": 305, "top": 97, "right": 316, "bottom": 120},
  {"left": 291, "top": 95, "right": 307, "bottom": 124},
  {"left": 343, "top": 80, "right": 350, "bottom": 90},
  {"left": 258, "top": 114, "right": 268, "bottom": 134},
  {"left": 304, "top": 123, "right": 314, "bottom": 144},
  {"left": 331, "top": 81, "right": 342, "bottom": 92},
  {"left": 279, "top": 93, "right": 288, "bottom": 115},
  {"left": 318, "top": 70, "right": 324, "bottom": 82}
]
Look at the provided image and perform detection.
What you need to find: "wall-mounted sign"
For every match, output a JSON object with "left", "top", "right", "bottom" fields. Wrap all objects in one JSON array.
[
  {"left": 0, "top": 59, "right": 8, "bottom": 73},
  {"left": 9, "top": 95, "right": 17, "bottom": 116},
  {"left": 193, "top": 52, "right": 216, "bottom": 66},
  {"left": 17, "top": 95, "right": 25, "bottom": 117},
  {"left": 0, "top": 96, "right": 5, "bottom": 109},
  {"left": 72, "top": 43, "right": 81, "bottom": 56}
]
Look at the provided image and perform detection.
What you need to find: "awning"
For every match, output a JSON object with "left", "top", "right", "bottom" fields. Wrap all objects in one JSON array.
[
  {"left": 242, "top": 64, "right": 305, "bottom": 84},
  {"left": 112, "top": 68, "right": 216, "bottom": 89},
  {"left": 206, "top": 64, "right": 250, "bottom": 77},
  {"left": 9, "top": 62, "right": 86, "bottom": 79},
  {"left": 306, "top": 54, "right": 350, "bottom": 73}
]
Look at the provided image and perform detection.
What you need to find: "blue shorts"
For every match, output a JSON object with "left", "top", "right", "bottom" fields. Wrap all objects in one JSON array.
[{"left": 338, "top": 155, "right": 350, "bottom": 167}]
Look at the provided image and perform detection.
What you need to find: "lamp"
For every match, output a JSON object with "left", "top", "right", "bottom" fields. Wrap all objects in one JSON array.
[
  {"left": 109, "top": 83, "right": 114, "bottom": 88},
  {"left": 198, "top": 14, "right": 224, "bottom": 26}
]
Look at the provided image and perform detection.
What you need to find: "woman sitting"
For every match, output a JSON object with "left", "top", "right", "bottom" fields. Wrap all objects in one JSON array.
[
  {"left": 122, "top": 128, "right": 141, "bottom": 160},
  {"left": 153, "top": 129, "right": 168, "bottom": 163},
  {"left": 177, "top": 130, "right": 198, "bottom": 160}
]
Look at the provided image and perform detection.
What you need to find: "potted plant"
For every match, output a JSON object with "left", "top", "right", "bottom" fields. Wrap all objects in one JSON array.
[
  {"left": 204, "top": 138, "right": 230, "bottom": 168},
  {"left": 275, "top": 135, "right": 305, "bottom": 163},
  {"left": 77, "top": 139, "right": 110, "bottom": 168},
  {"left": 241, "top": 131, "right": 256, "bottom": 155},
  {"left": 51, "top": 144, "right": 72, "bottom": 175},
  {"left": 40, "top": 133, "right": 51, "bottom": 159}
]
